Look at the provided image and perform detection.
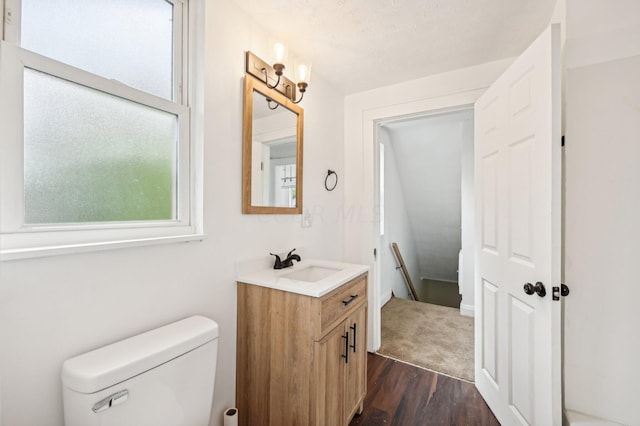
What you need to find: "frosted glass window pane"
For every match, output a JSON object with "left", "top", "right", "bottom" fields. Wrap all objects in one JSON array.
[
  {"left": 21, "top": 0, "right": 174, "bottom": 100},
  {"left": 23, "top": 68, "right": 178, "bottom": 224}
]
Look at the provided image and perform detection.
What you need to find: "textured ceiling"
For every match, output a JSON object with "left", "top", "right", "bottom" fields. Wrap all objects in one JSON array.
[{"left": 231, "top": 0, "right": 557, "bottom": 94}]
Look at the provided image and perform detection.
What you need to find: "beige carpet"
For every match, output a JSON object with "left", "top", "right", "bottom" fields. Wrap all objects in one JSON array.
[{"left": 378, "top": 297, "right": 475, "bottom": 382}]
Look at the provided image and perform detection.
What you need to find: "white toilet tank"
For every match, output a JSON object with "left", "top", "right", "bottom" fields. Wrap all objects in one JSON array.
[{"left": 61, "top": 316, "right": 218, "bottom": 426}]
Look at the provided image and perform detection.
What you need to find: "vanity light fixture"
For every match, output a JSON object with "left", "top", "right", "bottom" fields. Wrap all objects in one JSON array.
[
  {"left": 245, "top": 45, "right": 311, "bottom": 104},
  {"left": 290, "top": 61, "right": 311, "bottom": 104},
  {"left": 263, "top": 42, "right": 287, "bottom": 90}
]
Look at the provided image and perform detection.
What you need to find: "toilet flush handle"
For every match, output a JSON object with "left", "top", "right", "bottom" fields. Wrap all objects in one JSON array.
[{"left": 92, "top": 389, "right": 129, "bottom": 413}]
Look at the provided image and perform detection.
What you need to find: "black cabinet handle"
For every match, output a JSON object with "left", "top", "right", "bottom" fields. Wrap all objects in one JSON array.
[
  {"left": 342, "top": 294, "right": 358, "bottom": 306},
  {"left": 341, "top": 332, "right": 349, "bottom": 363},
  {"left": 350, "top": 323, "right": 357, "bottom": 353}
]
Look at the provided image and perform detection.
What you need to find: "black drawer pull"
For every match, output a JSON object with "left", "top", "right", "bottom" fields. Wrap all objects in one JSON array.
[{"left": 342, "top": 294, "right": 359, "bottom": 306}]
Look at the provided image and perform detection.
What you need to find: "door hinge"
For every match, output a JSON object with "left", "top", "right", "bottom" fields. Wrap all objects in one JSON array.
[
  {"left": 561, "top": 135, "right": 565, "bottom": 147},
  {"left": 552, "top": 284, "right": 570, "bottom": 301},
  {"left": 373, "top": 248, "right": 377, "bottom": 259}
]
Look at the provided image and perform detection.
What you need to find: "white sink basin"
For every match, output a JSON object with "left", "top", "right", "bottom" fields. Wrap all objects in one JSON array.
[
  {"left": 281, "top": 265, "right": 343, "bottom": 283},
  {"left": 236, "top": 259, "right": 369, "bottom": 297}
]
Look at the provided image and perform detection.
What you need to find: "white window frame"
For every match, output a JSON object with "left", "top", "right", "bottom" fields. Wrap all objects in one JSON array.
[{"left": 0, "top": 0, "right": 204, "bottom": 260}]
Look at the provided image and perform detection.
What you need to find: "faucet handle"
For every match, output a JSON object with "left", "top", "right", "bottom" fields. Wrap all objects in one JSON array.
[
  {"left": 270, "top": 252, "right": 283, "bottom": 269},
  {"left": 286, "top": 248, "right": 301, "bottom": 263}
]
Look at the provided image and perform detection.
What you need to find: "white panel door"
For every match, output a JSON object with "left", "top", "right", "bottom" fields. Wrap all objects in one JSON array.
[{"left": 474, "top": 24, "right": 561, "bottom": 425}]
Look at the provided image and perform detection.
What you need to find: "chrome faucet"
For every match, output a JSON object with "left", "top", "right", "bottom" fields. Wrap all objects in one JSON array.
[{"left": 270, "top": 248, "right": 301, "bottom": 269}]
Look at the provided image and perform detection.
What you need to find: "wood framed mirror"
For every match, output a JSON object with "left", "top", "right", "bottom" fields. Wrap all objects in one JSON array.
[{"left": 242, "top": 76, "right": 304, "bottom": 214}]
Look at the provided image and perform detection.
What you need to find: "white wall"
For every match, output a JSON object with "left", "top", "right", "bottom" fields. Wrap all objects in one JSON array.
[
  {"left": 344, "top": 58, "right": 512, "bottom": 349},
  {"left": 564, "top": 54, "right": 640, "bottom": 426},
  {"left": 383, "top": 113, "right": 464, "bottom": 283},
  {"left": 378, "top": 127, "right": 419, "bottom": 302},
  {"left": 0, "top": 1, "right": 345, "bottom": 425},
  {"left": 563, "top": 1, "right": 640, "bottom": 424}
]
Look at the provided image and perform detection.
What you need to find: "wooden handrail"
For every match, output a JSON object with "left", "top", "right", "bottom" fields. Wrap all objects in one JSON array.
[{"left": 390, "top": 242, "right": 419, "bottom": 302}]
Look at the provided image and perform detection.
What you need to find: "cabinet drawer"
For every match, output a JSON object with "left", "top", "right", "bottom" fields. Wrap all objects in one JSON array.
[{"left": 320, "top": 274, "right": 367, "bottom": 334}]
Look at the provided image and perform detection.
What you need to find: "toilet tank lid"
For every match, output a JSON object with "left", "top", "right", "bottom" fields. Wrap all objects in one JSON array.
[{"left": 62, "top": 316, "right": 219, "bottom": 394}]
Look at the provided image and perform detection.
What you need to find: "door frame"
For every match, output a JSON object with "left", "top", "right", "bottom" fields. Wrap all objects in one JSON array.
[{"left": 361, "top": 89, "right": 487, "bottom": 352}]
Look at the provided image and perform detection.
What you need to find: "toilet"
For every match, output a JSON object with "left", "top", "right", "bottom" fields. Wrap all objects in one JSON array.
[{"left": 61, "top": 316, "right": 218, "bottom": 426}]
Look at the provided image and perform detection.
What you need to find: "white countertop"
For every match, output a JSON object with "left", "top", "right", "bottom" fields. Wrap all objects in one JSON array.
[{"left": 236, "top": 259, "right": 369, "bottom": 297}]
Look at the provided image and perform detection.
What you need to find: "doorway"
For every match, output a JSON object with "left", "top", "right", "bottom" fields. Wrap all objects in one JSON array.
[
  {"left": 375, "top": 108, "right": 475, "bottom": 380},
  {"left": 346, "top": 26, "right": 561, "bottom": 423},
  {"left": 377, "top": 109, "right": 474, "bottom": 309},
  {"left": 345, "top": 86, "right": 488, "bottom": 354}
]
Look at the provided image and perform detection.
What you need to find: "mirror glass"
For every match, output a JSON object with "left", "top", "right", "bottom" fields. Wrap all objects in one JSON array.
[{"left": 243, "top": 77, "right": 303, "bottom": 214}]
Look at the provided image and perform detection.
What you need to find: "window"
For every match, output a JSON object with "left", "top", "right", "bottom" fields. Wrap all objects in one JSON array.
[{"left": 0, "top": 0, "right": 203, "bottom": 259}]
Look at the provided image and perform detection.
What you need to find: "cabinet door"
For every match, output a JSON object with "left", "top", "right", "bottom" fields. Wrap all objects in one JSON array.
[
  {"left": 313, "top": 321, "right": 347, "bottom": 426},
  {"left": 345, "top": 304, "right": 367, "bottom": 422}
]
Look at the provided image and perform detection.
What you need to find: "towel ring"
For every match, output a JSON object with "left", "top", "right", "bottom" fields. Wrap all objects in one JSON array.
[{"left": 324, "top": 170, "right": 338, "bottom": 191}]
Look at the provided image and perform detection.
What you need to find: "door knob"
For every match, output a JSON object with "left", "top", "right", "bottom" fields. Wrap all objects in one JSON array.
[{"left": 524, "top": 281, "right": 546, "bottom": 297}]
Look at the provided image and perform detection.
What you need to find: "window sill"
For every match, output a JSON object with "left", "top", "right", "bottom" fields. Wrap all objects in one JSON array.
[{"left": 0, "top": 233, "right": 206, "bottom": 261}]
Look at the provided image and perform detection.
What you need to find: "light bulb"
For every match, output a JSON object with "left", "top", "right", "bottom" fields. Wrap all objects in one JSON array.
[
  {"left": 295, "top": 62, "right": 312, "bottom": 84},
  {"left": 272, "top": 42, "right": 288, "bottom": 64}
]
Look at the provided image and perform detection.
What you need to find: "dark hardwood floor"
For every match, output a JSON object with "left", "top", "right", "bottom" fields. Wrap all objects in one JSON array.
[{"left": 350, "top": 353, "right": 500, "bottom": 426}]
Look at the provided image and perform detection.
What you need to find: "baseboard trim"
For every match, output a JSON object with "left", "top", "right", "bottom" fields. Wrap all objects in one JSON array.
[
  {"left": 380, "top": 289, "right": 393, "bottom": 308},
  {"left": 564, "top": 409, "right": 626, "bottom": 425},
  {"left": 460, "top": 304, "right": 474, "bottom": 317}
]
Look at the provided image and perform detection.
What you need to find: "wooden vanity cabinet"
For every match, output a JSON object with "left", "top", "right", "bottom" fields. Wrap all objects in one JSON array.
[
  {"left": 313, "top": 303, "right": 367, "bottom": 425},
  {"left": 237, "top": 273, "right": 368, "bottom": 426}
]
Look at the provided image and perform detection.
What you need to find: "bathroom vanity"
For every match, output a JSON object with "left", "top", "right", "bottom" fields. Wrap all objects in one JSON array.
[{"left": 236, "top": 260, "right": 369, "bottom": 426}]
